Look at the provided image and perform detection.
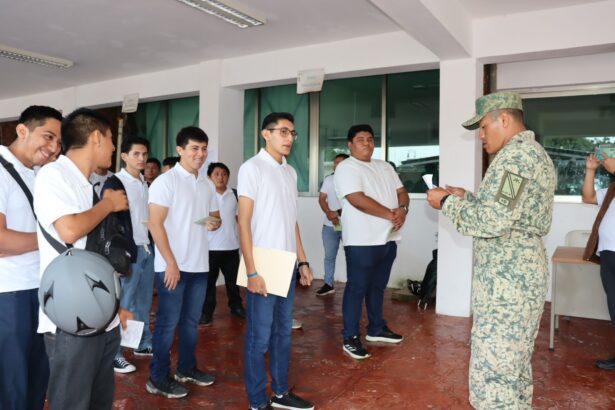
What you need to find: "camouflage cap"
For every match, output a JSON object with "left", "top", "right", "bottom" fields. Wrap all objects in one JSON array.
[{"left": 462, "top": 91, "right": 523, "bottom": 130}]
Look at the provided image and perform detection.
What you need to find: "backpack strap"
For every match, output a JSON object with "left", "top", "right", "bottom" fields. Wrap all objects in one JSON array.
[
  {"left": 0, "top": 154, "right": 69, "bottom": 254},
  {"left": 232, "top": 188, "right": 238, "bottom": 201}
]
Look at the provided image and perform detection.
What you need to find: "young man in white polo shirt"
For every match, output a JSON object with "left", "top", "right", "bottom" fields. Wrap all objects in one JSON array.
[
  {"left": 101, "top": 136, "right": 155, "bottom": 373},
  {"left": 316, "top": 153, "right": 348, "bottom": 296},
  {"left": 201, "top": 162, "right": 245, "bottom": 325},
  {"left": 334, "top": 124, "right": 409, "bottom": 360},
  {"left": 34, "top": 107, "right": 131, "bottom": 409},
  {"left": 0, "top": 105, "right": 62, "bottom": 410},
  {"left": 238, "top": 112, "right": 314, "bottom": 410},
  {"left": 147, "top": 126, "right": 221, "bottom": 399}
]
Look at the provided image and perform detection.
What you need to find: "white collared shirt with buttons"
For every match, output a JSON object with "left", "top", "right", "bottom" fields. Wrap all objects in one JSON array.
[
  {"left": 34, "top": 155, "right": 119, "bottom": 334},
  {"left": 149, "top": 163, "right": 219, "bottom": 273},
  {"left": 208, "top": 187, "right": 239, "bottom": 251},
  {"left": 237, "top": 148, "right": 298, "bottom": 253},
  {"left": 0, "top": 145, "right": 39, "bottom": 292},
  {"left": 115, "top": 168, "right": 150, "bottom": 246},
  {"left": 319, "top": 173, "right": 342, "bottom": 227}
]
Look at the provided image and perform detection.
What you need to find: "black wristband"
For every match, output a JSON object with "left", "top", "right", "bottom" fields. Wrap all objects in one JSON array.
[
  {"left": 440, "top": 194, "right": 450, "bottom": 208},
  {"left": 297, "top": 261, "right": 310, "bottom": 268}
]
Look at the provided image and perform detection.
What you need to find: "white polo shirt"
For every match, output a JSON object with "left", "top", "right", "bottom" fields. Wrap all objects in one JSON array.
[
  {"left": 89, "top": 170, "right": 113, "bottom": 197},
  {"left": 35, "top": 155, "right": 119, "bottom": 334},
  {"left": 596, "top": 188, "right": 615, "bottom": 255},
  {"left": 0, "top": 146, "right": 39, "bottom": 292},
  {"left": 149, "top": 163, "right": 218, "bottom": 272},
  {"left": 208, "top": 188, "right": 239, "bottom": 251},
  {"left": 334, "top": 156, "right": 403, "bottom": 246},
  {"left": 319, "top": 174, "right": 342, "bottom": 227},
  {"left": 237, "top": 149, "right": 298, "bottom": 252},
  {"left": 115, "top": 168, "right": 150, "bottom": 246}
]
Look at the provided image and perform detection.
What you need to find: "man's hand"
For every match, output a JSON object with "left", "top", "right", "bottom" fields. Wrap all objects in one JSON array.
[
  {"left": 427, "top": 187, "right": 451, "bottom": 210},
  {"left": 247, "top": 275, "right": 267, "bottom": 297},
  {"left": 118, "top": 308, "right": 134, "bottom": 330},
  {"left": 445, "top": 185, "right": 466, "bottom": 198},
  {"left": 586, "top": 154, "right": 600, "bottom": 171},
  {"left": 326, "top": 210, "right": 339, "bottom": 225},
  {"left": 206, "top": 220, "right": 221, "bottom": 231},
  {"left": 390, "top": 208, "right": 406, "bottom": 231},
  {"left": 298, "top": 265, "right": 313, "bottom": 287},
  {"left": 102, "top": 189, "right": 129, "bottom": 212},
  {"left": 164, "top": 262, "right": 181, "bottom": 290}
]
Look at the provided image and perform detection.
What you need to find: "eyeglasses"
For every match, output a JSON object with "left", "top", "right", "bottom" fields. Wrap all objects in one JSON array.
[{"left": 268, "top": 127, "right": 298, "bottom": 140}]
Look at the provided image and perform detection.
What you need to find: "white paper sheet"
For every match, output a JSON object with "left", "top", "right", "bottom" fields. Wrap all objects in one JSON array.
[
  {"left": 423, "top": 174, "right": 436, "bottom": 189},
  {"left": 120, "top": 320, "right": 144, "bottom": 349},
  {"left": 237, "top": 247, "right": 297, "bottom": 298}
]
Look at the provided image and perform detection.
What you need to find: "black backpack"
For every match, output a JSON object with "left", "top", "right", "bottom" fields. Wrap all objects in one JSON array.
[
  {"left": 408, "top": 249, "right": 438, "bottom": 310},
  {"left": 85, "top": 190, "right": 133, "bottom": 276}
]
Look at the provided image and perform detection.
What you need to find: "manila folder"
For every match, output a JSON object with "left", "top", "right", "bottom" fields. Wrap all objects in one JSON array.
[{"left": 237, "top": 247, "right": 297, "bottom": 298}]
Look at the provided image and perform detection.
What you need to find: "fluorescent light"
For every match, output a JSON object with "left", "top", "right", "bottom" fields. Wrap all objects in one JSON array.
[
  {"left": 174, "top": 0, "right": 266, "bottom": 28},
  {"left": 0, "top": 44, "right": 73, "bottom": 69}
]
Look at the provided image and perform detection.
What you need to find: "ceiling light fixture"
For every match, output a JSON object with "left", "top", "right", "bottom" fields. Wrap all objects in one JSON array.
[
  {"left": 0, "top": 44, "right": 73, "bottom": 69},
  {"left": 174, "top": 0, "right": 266, "bottom": 28}
]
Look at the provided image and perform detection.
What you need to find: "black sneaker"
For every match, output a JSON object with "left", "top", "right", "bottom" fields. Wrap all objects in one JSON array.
[
  {"left": 316, "top": 283, "right": 335, "bottom": 296},
  {"left": 231, "top": 306, "right": 246, "bottom": 318},
  {"left": 270, "top": 391, "right": 314, "bottom": 410},
  {"left": 342, "top": 336, "right": 371, "bottom": 360},
  {"left": 249, "top": 404, "right": 273, "bottom": 410},
  {"left": 199, "top": 313, "right": 212, "bottom": 326},
  {"left": 174, "top": 367, "right": 215, "bottom": 386},
  {"left": 134, "top": 346, "right": 153, "bottom": 357},
  {"left": 596, "top": 357, "right": 615, "bottom": 370},
  {"left": 113, "top": 357, "right": 136, "bottom": 373},
  {"left": 366, "top": 326, "right": 404, "bottom": 344},
  {"left": 146, "top": 376, "right": 189, "bottom": 398}
]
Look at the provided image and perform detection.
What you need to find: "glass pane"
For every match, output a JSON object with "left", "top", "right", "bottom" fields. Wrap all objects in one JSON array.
[
  {"left": 243, "top": 88, "right": 258, "bottom": 161},
  {"left": 319, "top": 76, "right": 382, "bottom": 184},
  {"left": 167, "top": 96, "right": 199, "bottom": 156},
  {"left": 258, "top": 84, "right": 310, "bottom": 192},
  {"left": 524, "top": 93, "right": 615, "bottom": 195},
  {"left": 387, "top": 70, "right": 440, "bottom": 193}
]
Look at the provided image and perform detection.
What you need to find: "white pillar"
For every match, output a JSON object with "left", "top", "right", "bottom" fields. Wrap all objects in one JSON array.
[
  {"left": 435, "top": 58, "right": 482, "bottom": 317},
  {"left": 198, "top": 60, "right": 245, "bottom": 187}
]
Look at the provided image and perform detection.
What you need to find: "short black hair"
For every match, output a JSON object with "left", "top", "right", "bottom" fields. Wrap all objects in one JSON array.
[
  {"left": 176, "top": 126, "right": 208, "bottom": 148},
  {"left": 18, "top": 105, "right": 63, "bottom": 131},
  {"left": 121, "top": 136, "right": 149, "bottom": 154},
  {"left": 334, "top": 153, "right": 350, "bottom": 160},
  {"left": 207, "top": 162, "right": 230, "bottom": 177},
  {"left": 162, "top": 156, "right": 180, "bottom": 167},
  {"left": 146, "top": 158, "right": 161, "bottom": 168},
  {"left": 347, "top": 124, "right": 374, "bottom": 142},
  {"left": 261, "top": 112, "right": 294, "bottom": 131},
  {"left": 61, "top": 107, "right": 112, "bottom": 151}
]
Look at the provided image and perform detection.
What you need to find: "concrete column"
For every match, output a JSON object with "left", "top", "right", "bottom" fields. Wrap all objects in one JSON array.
[{"left": 435, "top": 58, "right": 482, "bottom": 317}]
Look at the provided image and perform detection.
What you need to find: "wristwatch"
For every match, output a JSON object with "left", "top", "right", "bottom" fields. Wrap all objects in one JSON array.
[
  {"left": 440, "top": 194, "right": 450, "bottom": 208},
  {"left": 399, "top": 204, "right": 409, "bottom": 214}
]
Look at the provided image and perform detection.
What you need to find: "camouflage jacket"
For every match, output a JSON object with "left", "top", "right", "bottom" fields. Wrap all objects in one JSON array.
[{"left": 442, "top": 130, "right": 556, "bottom": 239}]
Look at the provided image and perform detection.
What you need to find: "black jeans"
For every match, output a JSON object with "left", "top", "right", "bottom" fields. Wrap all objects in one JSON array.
[
  {"left": 202, "top": 249, "right": 243, "bottom": 317},
  {"left": 600, "top": 250, "right": 615, "bottom": 327}
]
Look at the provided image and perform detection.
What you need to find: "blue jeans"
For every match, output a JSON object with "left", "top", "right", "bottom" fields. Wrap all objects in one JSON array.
[
  {"left": 0, "top": 288, "right": 49, "bottom": 410},
  {"left": 244, "top": 276, "right": 296, "bottom": 408},
  {"left": 117, "top": 246, "right": 154, "bottom": 356},
  {"left": 322, "top": 225, "right": 342, "bottom": 286},
  {"left": 342, "top": 242, "right": 397, "bottom": 339},
  {"left": 150, "top": 271, "right": 207, "bottom": 381}
]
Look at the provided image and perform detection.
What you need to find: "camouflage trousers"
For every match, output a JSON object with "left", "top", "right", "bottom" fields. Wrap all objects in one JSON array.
[{"left": 469, "top": 235, "right": 549, "bottom": 410}]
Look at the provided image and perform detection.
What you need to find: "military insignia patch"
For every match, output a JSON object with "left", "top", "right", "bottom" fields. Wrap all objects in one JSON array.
[{"left": 495, "top": 171, "right": 527, "bottom": 210}]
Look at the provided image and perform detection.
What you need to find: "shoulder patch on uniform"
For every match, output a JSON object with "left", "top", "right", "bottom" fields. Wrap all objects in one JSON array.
[{"left": 495, "top": 171, "right": 527, "bottom": 210}]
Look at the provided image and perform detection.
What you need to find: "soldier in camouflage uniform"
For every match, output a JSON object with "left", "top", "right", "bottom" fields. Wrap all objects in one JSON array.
[{"left": 427, "top": 91, "right": 556, "bottom": 409}]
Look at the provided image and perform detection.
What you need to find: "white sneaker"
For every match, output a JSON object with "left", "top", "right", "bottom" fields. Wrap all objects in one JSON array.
[
  {"left": 113, "top": 357, "right": 136, "bottom": 373},
  {"left": 292, "top": 319, "right": 303, "bottom": 330}
]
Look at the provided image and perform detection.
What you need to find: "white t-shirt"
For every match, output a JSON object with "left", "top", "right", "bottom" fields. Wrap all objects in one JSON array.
[
  {"left": 237, "top": 149, "right": 298, "bottom": 252},
  {"left": 89, "top": 170, "right": 113, "bottom": 197},
  {"left": 334, "top": 156, "right": 403, "bottom": 246},
  {"left": 35, "top": 155, "right": 119, "bottom": 334},
  {"left": 208, "top": 188, "right": 239, "bottom": 251},
  {"left": 596, "top": 188, "right": 615, "bottom": 255},
  {"left": 0, "top": 146, "right": 39, "bottom": 292},
  {"left": 149, "top": 163, "right": 218, "bottom": 272},
  {"left": 319, "top": 174, "right": 341, "bottom": 227},
  {"left": 115, "top": 169, "right": 150, "bottom": 246}
]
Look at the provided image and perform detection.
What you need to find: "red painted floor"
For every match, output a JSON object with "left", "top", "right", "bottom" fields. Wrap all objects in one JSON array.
[{"left": 108, "top": 281, "right": 615, "bottom": 409}]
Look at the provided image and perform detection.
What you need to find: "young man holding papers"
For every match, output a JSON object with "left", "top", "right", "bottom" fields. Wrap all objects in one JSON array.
[{"left": 238, "top": 112, "right": 314, "bottom": 410}]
